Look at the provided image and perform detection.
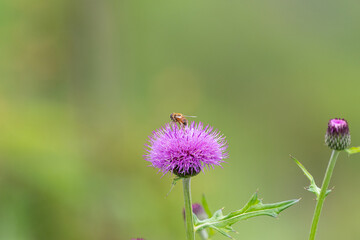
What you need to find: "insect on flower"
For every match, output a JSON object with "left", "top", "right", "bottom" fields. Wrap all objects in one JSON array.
[
  {"left": 144, "top": 122, "right": 228, "bottom": 177},
  {"left": 170, "top": 112, "right": 196, "bottom": 127}
]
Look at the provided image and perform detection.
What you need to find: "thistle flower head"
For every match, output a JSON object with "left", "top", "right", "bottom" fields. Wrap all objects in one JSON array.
[
  {"left": 144, "top": 122, "right": 228, "bottom": 177},
  {"left": 325, "top": 118, "right": 351, "bottom": 150}
]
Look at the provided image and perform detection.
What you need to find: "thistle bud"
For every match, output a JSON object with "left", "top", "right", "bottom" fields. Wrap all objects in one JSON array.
[
  {"left": 182, "top": 203, "right": 208, "bottom": 221},
  {"left": 325, "top": 118, "right": 351, "bottom": 150}
]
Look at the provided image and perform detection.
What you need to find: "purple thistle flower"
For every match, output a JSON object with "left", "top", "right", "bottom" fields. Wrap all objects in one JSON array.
[
  {"left": 325, "top": 118, "right": 351, "bottom": 150},
  {"left": 144, "top": 122, "right": 228, "bottom": 177}
]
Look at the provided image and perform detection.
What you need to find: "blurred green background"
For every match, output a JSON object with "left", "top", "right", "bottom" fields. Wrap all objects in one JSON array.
[{"left": 1, "top": 0, "right": 360, "bottom": 239}]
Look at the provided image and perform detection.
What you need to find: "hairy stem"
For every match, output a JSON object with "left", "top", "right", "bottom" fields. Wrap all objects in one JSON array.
[
  {"left": 309, "top": 150, "right": 340, "bottom": 240},
  {"left": 183, "top": 177, "right": 195, "bottom": 240}
]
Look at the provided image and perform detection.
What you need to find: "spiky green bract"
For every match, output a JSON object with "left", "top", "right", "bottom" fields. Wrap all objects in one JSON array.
[
  {"left": 325, "top": 118, "right": 350, "bottom": 150},
  {"left": 193, "top": 192, "right": 300, "bottom": 239},
  {"left": 290, "top": 155, "right": 332, "bottom": 199}
]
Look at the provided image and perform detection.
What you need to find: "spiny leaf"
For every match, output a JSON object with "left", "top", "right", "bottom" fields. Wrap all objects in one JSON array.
[
  {"left": 290, "top": 155, "right": 314, "bottom": 182},
  {"left": 194, "top": 192, "right": 299, "bottom": 238},
  {"left": 345, "top": 147, "right": 360, "bottom": 155},
  {"left": 211, "top": 226, "right": 233, "bottom": 239},
  {"left": 290, "top": 155, "right": 331, "bottom": 199},
  {"left": 194, "top": 212, "right": 235, "bottom": 238}
]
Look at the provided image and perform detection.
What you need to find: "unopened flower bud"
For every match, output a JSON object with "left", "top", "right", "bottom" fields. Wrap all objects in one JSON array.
[
  {"left": 325, "top": 118, "right": 351, "bottom": 150},
  {"left": 182, "top": 203, "right": 208, "bottom": 221}
]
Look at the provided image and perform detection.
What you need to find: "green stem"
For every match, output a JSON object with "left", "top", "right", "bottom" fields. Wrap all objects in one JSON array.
[
  {"left": 309, "top": 150, "right": 340, "bottom": 240},
  {"left": 183, "top": 177, "right": 195, "bottom": 240}
]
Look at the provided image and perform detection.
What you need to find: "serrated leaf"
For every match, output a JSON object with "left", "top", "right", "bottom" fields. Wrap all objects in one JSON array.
[
  {"left": 194, "top": 212, "right": 235, "bottom": 238},
  {"left": 345, "top": 147, "right": 360, "bottom": 155},
  {"left": 211, "top": 226, "right": 233, "bottom": 239},
  {"left": 194, "top": 192, "right": 299, "bottom": 238},
  {"left": 290, "top": 155, "right": 331, "bottom": 199}
]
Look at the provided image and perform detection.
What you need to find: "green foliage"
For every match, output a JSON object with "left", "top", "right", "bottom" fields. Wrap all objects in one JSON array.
[
  {"left": 290, "top": 155, "right": 331, "bottom": 199},
  {"left": 201, "top": 195, "right": 216, "bottom": 238},
  {"left": 193, "top": 193, "right": 299, "bottom": 239},
  {"left": 201, "top": 194, "right": 212, "bottom": 219},
  {"left": 345, "top": 147, "right": 360, "bottom": 155}
]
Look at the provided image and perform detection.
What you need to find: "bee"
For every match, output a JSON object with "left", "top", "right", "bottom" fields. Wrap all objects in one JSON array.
[{"left": 170, "top": 113, "right": 197, "bottom": 127}]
